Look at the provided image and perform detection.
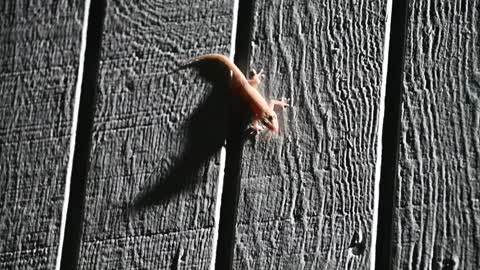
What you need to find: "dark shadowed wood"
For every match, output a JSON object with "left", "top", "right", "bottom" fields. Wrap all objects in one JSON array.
[
  {"left": 392, "top": 1, "right": 480, "bottom": 269},
  {"left": 76, "top": 1, "right": 234, "bottom": 269},
  {"left": 232, "top": 1, "right": 389, "bottom": 269},
  {"left": 0, "top": 0, "right": 85, "bottom": 268}
]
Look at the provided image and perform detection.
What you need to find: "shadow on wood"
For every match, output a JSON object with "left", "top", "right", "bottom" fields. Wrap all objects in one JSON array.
[{"left": 130, "top": 59, "right": 241, "bottom": 211}]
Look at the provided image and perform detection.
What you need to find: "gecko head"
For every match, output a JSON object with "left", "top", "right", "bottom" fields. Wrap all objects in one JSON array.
[{"left": 261, "top": 112, "right": 279, "bottom": 133}]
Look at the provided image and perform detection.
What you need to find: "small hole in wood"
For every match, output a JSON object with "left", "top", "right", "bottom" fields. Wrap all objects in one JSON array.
[
  {"left": 348, "top": 231, "right": 366, "bottom": 256},
  {"left": 442, "top": 258, "right": 456, "bottom": 270}
]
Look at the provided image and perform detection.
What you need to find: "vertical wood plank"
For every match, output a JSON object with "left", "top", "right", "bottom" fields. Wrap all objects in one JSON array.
[
  {"left": 76, "top": 1, "right": 235, "bottom": 268},
  {"left": 392, "top": 0, "right": 480, "bottom": 269},
  {"left": 232, "top": 0, "right": 389, "bottom": 269},
  {"left": 0, "top": 0, "right": 86, "bottom": 268}
]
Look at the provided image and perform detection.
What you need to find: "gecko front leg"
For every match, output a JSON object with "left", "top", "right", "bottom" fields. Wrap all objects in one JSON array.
[
  {"left": 248, "top": 69, "right": 264, "bottom": 89},
  {"left": 249, "top": 69, "right": 289, "bottom": 109},
  {"left": 247, "top": 70, "right": 289, "bottom": 135},
  {"left": 269, "top": 98, "right": 289, "bottom": 109}
]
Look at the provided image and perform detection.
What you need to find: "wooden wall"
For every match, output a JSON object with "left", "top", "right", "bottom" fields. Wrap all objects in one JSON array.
[
  {"left": 392, "top": 1, "right": 480, "bottom": 269},
  {"left": 0, "top": 0, "right": 478, "bottom": 269},
  {"left": 76, "top": 1, "right": 233, "bottom": 268},
  {"left": 0, "top": 0, "right": 86, "bottom": 268},
  {"left": 232, "top": 1, "right": 388, "bottom": 269}
]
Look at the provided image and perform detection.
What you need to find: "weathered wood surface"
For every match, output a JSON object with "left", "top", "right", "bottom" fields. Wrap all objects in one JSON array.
[
  {"left": 232, "top": 1, "right": 389, "bottom": 269},
  {"left": 0, "top": 1, "right": 85, "bottom": 268},
  {"left": 76, "top": 1, "right": 234, "bottom": 269},
  {"left": 392, "top": 1, "right": 480, "bottom": 269}
]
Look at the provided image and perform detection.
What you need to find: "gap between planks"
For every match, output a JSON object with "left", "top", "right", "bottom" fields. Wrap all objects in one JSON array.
[
  {"left": 56, "top": 0, "right": 106, "bottom": 268},
  {"left": 373, "top": 0, "right": 409, "bottom": 269},
  {"left": 55, "top": 0, "right": 91, "bottom": 269},
  {"left": 208, "top": 0, "right": 240, "bottom": 269},
  {"left": 370, "top": 0, "right": 393, "bottom": 269}
]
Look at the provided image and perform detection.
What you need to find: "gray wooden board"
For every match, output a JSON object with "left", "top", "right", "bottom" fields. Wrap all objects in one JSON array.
[
  {"left": 392, "top": 1, "right": 480, "bottom": 269},
  {"left": 0, "top": 0, "right": 85, "bottom": 268},
  {"left": 77, "top": 1, "right": 234, "bottom": 269},
  {"left": 232, "top": 1, "right": 388, "bottom": 269}
]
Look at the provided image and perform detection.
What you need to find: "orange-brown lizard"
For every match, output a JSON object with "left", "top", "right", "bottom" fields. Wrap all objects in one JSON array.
[{"left": 186, "top": 54, "right": 288, "bottom": 134}]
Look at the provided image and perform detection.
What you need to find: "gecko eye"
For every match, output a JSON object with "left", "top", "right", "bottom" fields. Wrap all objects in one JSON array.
[{"left": 267, "top": 115, "right": 274, "bottom": 122}]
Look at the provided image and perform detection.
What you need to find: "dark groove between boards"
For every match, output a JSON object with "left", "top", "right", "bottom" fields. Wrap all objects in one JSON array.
[
  {"left": 375, "top": 0, "right": 409, "bottom": 269},
  {"left": 215, "top": 0, "right": 255, "bottom": 269},
  {"left": 60, "top": 1, "right": 106, "bottom": 269}
]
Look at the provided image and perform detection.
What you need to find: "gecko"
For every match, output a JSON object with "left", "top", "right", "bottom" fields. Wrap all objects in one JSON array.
[{"left": 183, "top": 53, "right": 288, "bottom": 134}]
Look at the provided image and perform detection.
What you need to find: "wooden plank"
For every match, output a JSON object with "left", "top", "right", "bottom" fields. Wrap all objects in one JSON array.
[
  {"left": 76, "top": 1, "right": 235, "bottom": 269},
  {"left": 0, "top": 0, "right": 86, "bottom": 268},
  {"left": 392, "top": 1, "right": 480, "bottom": 269},
  {"left": 232, "top": 0, "right": 389, "bottom": 269}
]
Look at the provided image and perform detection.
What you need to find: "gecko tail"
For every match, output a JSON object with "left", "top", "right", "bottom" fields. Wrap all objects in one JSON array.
[
  {"left": 168, "top": 53, "right": 232, "bottom": 74},
  {"left": 166, "top": 58, "right": 196, "bottom": 75}
]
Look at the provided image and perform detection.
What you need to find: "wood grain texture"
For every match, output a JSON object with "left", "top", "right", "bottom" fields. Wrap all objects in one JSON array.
[
  {"left": 392, "top": 1, "right": 480, "bottom": 269},
  {"left": 0, "top": 1, "right": 85, "bottom": 268},
  {"left": 76, "top": 1, "right": 234, "bottom": 269},
  {"left": 232, "top": 1, "right": 388, "bottom": 269}
]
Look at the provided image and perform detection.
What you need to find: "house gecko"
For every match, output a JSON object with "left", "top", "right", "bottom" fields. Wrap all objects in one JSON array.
[{"left": 185, "top": 53, "right": 288, "bottom": 134}]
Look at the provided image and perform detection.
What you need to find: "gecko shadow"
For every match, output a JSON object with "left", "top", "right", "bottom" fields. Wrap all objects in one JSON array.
[{"left": 130, "top": 59, "right": 249, "bottom": 211}]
